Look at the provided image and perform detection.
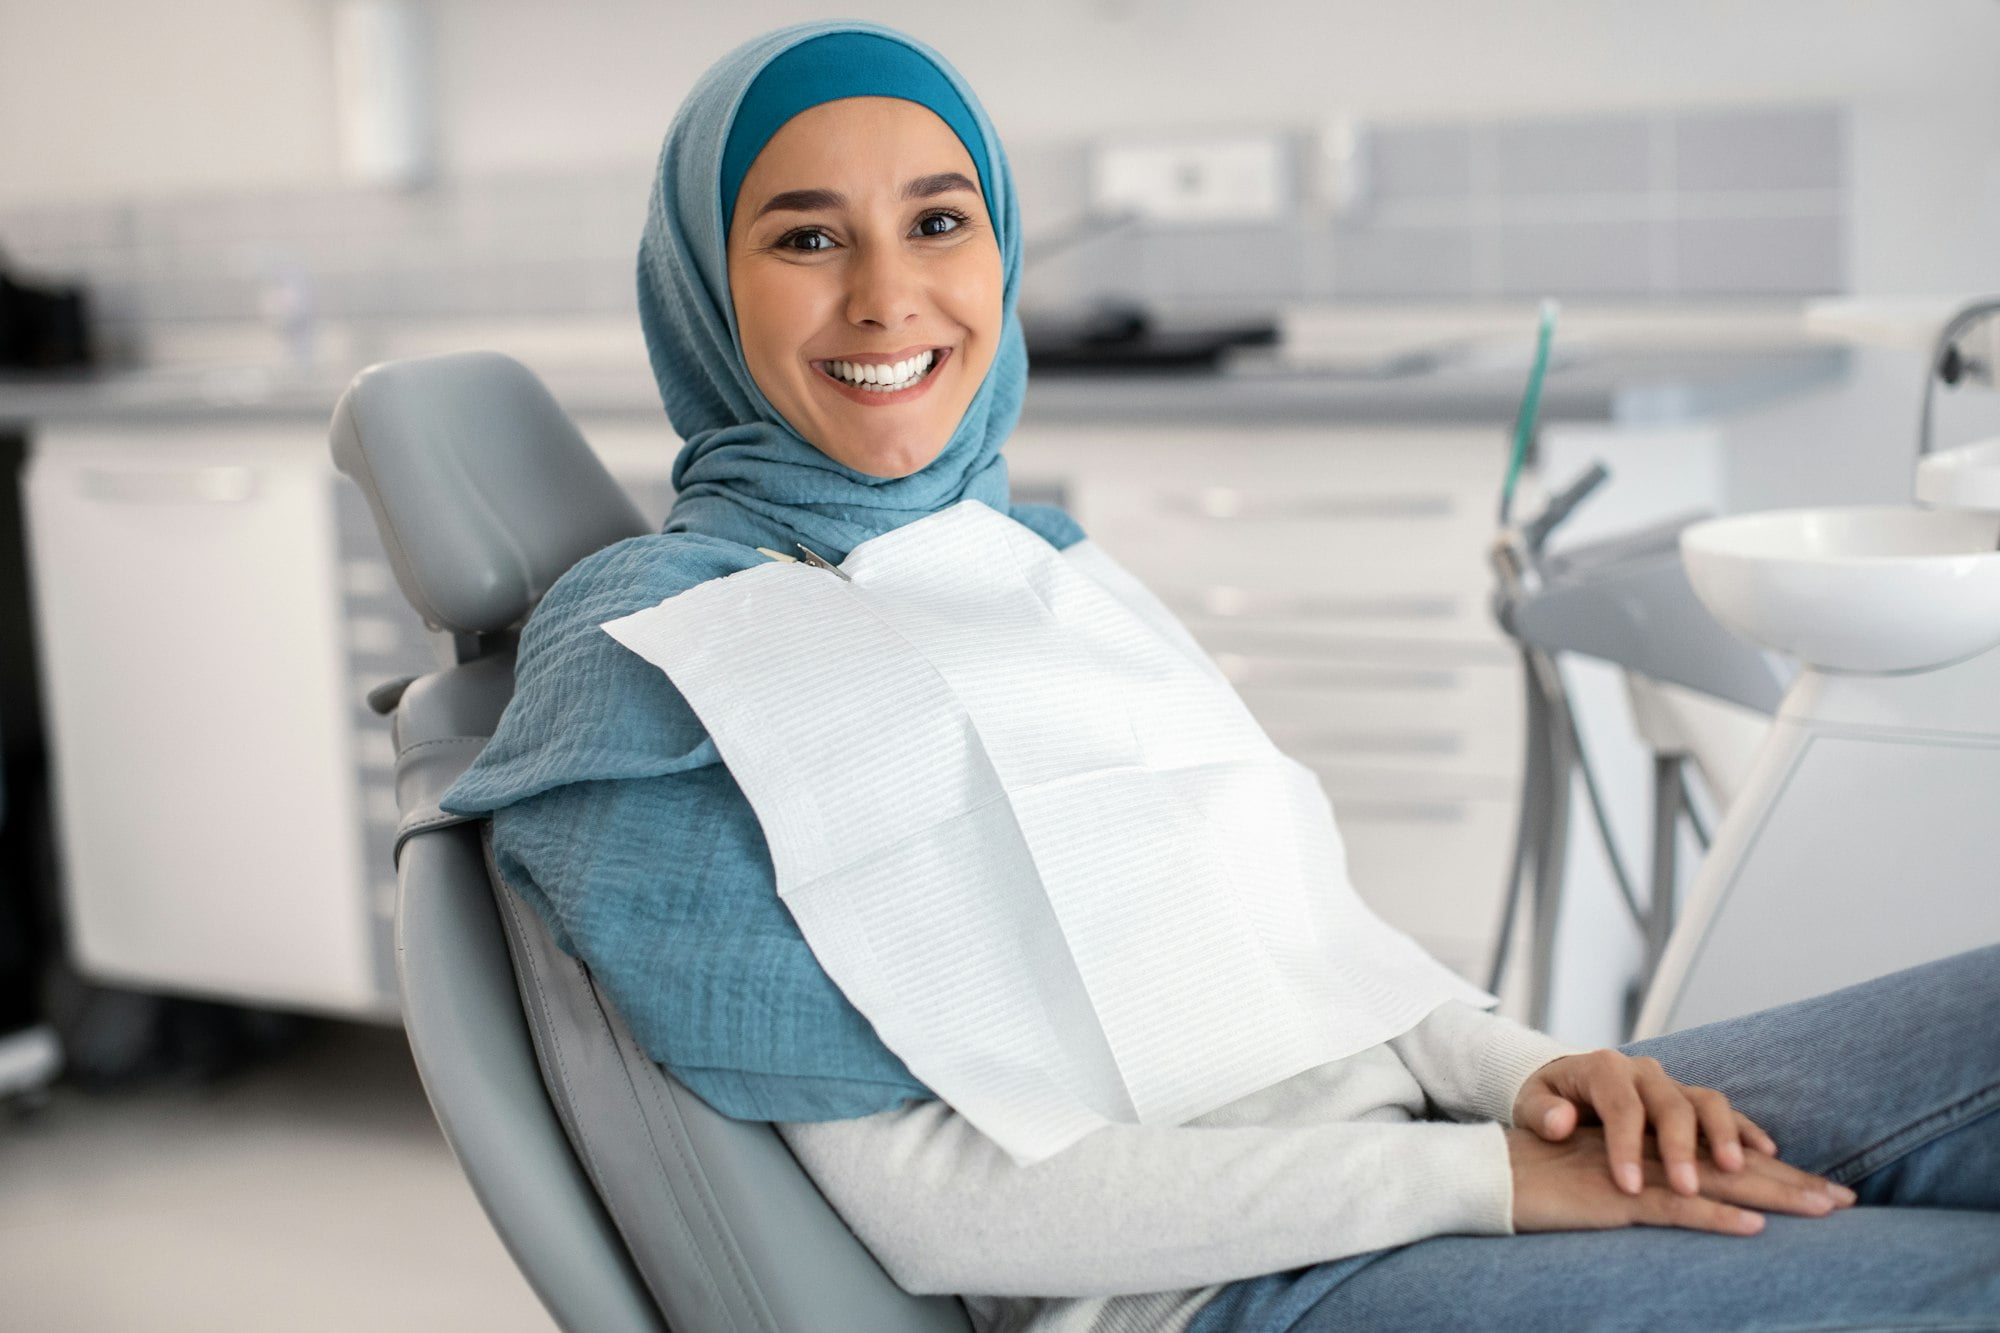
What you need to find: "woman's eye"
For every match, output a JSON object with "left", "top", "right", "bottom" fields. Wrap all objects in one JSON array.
[
  {"left": 915, "top": 210, "right": 967, "bottom": 238},
  {"left": 779, "top": 228, "right": 834, "bottom": 252}
]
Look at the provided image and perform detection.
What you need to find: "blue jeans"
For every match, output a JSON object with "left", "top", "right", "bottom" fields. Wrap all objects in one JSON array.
[{"left": 1186, "top": 945, "right": 2000, "bottom": 1332}]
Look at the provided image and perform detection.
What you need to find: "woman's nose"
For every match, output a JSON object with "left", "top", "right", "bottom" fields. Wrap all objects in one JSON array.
[{"left": 843, "top": 244, "right": 923, "bottom": 330}]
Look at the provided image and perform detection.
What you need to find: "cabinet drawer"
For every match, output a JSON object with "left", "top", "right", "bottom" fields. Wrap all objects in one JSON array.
[
  {"left": 1331, "top": 791, "right": 1517, "bottom": 984},
  {"left": 1042, "top": 427, "right": 1507, "bottom": 595},
  {"left": 1166, "top": 585, "right": 1485, "bottom": 641},
  {"left": 1229, "top": 657, "right": 1524, "bottom": 783},
  {"left": 1008, "top": 425, "right": 1509, "bottom": 498},
  {"left": 1087, "top": 496, "right": 1491, "bottom": 600}
]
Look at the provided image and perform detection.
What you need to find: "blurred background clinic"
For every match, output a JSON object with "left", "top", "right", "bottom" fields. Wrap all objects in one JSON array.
[{"left": 3, "top": 2, "right": 2000, "bottom": 1328}]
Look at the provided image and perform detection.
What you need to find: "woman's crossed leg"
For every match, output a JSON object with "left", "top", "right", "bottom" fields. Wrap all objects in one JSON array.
[{"left": 1198, "top": 944, "right": 2000, "bottom": 1331}]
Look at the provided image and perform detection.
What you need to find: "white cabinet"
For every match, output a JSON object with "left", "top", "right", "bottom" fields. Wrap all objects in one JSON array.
[
  {"left": 22, "top": 416, "right": 681, "bottom": 1019},
  {"left": 1008, "top": 425, "right": 1522, "bottom": 981},
  {"left": 25, "top": 424, "right": 399, "bottom": 1016},
  {"left": 22, "top": 410, "right": 1516, "bottom": 1014}
]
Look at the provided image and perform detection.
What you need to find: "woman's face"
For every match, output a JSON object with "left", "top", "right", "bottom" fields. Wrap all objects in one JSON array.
[{"left": 726, "top": 96, "right": 1002, "bottom": 479}]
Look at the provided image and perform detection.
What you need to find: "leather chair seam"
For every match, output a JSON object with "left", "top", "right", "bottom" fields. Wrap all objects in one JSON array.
[
  {"left": 626, "top": 1034, "right": 776, "bottom": 1332},
  {"left": 578, "top": 964, "right": 772, "bottom": 1330},
  {"left": 489, "top": 859, "right": 735, "bottom": 1325}
]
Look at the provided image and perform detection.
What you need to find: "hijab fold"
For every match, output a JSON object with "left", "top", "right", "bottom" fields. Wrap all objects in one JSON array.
[{"left": 442, "top": 21, "right": 1081, "bottom": 1122}]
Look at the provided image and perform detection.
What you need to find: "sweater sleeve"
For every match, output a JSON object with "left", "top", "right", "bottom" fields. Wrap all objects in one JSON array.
[
  {"left": 1388, "top": 1001, "right": 1586, "bottom": 1126},
  {"left": 776, "top": 1098, "right": 1512, "bottom": 1298}
]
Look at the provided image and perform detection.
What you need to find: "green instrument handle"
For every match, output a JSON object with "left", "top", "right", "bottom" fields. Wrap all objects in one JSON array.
[{"left": 1500, "top": 299, "right": 1559, "bottom": 525}]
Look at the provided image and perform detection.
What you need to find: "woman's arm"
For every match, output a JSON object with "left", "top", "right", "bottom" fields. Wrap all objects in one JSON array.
[
  {"left": 777, "top": 1097, "right": 1511, "bottom": 1298},
  {"left": 1390, "top": 1004, "right": 1850, "bottom": 1230},
  {"left": 1387, "top": 1000, "right": 1585, "bottom": 1125}
]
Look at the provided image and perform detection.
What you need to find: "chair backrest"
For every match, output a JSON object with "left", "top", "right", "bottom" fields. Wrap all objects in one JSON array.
[
  {"left": 330, "top": 350, "right": 650, "bottom": 637},
  {"left": 331, "top": 351, "right": 972, "bottom": 1333}
]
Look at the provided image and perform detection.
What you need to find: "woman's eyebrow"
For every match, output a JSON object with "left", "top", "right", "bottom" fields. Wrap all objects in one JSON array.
[
  {"left": 752, "top": 172, "right": 978, "bottom": 221},
  {"left": 901, "top": 171, "right": 978, "bottom": 200},
  {"left": 754, "top": 187, "right": 844, "bottom": 219}
]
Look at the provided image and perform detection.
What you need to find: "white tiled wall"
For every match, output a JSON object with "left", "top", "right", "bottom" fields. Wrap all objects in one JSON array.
[{"left": 0, "top": 105, "right": 1845, "bottom": 367}]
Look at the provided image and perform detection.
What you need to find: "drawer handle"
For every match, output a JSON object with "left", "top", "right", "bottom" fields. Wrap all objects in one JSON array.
[
  {"left": 1185, "top": 587, "right": 1458, "bottom": 620},
  {"left": 1331, "top": 799, "right": 1469, "bottom": 824},
  {"left": 1218, "top": 654, "right": 1460, "bottom": 690},
  {"left": 1171, "top": 488, "right": 1454, "bottom": 521},
  {"left": 1289, "top": 731, "right": 1465, "bottom": 758},
  {"left": 80, "top": 466, "right": 258, "bottom": 504}
]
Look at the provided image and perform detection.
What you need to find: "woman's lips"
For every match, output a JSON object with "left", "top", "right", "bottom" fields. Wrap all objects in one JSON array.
[{"left": 812, "top": 347, "right": 950, "bottom": 406}]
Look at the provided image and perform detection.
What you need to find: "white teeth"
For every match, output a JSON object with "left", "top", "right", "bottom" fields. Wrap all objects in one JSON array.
[{"left": 824, "top": 349, "right": 938, "bottom": 392}]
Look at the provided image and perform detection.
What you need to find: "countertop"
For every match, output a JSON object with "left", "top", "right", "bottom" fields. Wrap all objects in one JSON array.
[{"left": 0, "top": 304, "right": 1850, "bottom": 433}]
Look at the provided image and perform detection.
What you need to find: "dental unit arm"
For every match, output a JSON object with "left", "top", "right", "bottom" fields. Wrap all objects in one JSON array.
[{"left": 1484, "top": 303, "right": 1787, "bottom": 1036}]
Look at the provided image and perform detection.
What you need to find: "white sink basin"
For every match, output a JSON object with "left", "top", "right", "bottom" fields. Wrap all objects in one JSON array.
[
  {"left": 1681, "top": 506, "right": 2000, "bottom": 673},
  {"left": 1915, "top": 437, "right": 2000, "bottom": 512}
]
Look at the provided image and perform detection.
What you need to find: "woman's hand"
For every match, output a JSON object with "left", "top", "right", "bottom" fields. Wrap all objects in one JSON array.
[
  {"left": 1506, "top": 1125, "right": 1855, "bottom": 1236},
  {"left": 1513, "top": 1050, "right": 1779, "bottom": 1197}
]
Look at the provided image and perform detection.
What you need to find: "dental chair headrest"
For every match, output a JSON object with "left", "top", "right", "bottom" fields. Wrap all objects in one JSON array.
[{"left": 331, "top": 350, "right": 650, "bottom": 635}]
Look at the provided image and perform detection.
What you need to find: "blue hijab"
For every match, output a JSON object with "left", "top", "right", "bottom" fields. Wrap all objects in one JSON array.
[
  {"left": 641, "top": 20, "right": 1042, "bottom": 561},
  {"left": 441, "top": 21, "right": 1082, "bottom": 1122}
]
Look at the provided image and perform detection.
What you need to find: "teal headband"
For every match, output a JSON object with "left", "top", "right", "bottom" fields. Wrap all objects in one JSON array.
[{"left": 720, "top": 30, "right": 994, "bottom": 235}]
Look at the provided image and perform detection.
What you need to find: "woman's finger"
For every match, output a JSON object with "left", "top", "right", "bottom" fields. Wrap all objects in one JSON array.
[
  {"left": 1589, "top": 1061, "right": 1649, "bottom": 1194},
  {"left": 1516, "top": 1090, "right": 1577, "bottom": 1141},
  {"left": 1634, "top": 1059, "right": 1701, "bottom": 1195},
  {"left": 1709, "top": 1155, "right": 1853, "bottom": 1215},
  {"left": 1749, "top": 1151, "right": 1856, "bottom": 1206},
  {"left": 1638, "top": 1185, "right": 1765, "bottom": 1236},
  {"left": 1689, "top": 1086, "right": 1744, "bottom": 1171}
]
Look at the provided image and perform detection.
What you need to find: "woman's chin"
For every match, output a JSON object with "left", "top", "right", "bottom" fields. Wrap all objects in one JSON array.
[{"left": 820, "top": 432, "right": 950, "bottom": 479}]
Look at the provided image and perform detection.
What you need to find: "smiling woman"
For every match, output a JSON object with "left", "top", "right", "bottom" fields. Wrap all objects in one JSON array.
[
  {"left": 726, "top": 96, "right": 1003, "bottom": 478},
  {"left": 437, "top": 19, "right": 2000, "bottom": 1333},
  {"left": 442, "top": 17, "right": 1082, "bottom": 1133}
]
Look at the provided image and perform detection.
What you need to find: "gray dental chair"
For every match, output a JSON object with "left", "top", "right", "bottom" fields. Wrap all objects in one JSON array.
[{"left": 329, "top": 350, "right": 970, "bottom": 1333}]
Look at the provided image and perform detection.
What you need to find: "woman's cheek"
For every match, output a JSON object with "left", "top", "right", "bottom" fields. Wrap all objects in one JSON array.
[{"left": 954, "top": 246, "right": 1006, "bottom": 362}]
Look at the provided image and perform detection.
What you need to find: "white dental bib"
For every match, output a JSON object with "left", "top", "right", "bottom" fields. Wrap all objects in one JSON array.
[{"left": 602, "top": 500, "right": 1489, "bottom": 1164}]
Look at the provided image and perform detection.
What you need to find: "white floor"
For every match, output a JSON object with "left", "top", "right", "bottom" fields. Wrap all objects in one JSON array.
[{"left": 0, "top": 1021, "right": 557, "bottom": 1332}]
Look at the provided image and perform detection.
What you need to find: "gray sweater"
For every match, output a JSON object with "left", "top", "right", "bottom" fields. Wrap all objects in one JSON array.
[{"left": 778, "top": 1001, "right": 1580, "bottom": 1333}]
